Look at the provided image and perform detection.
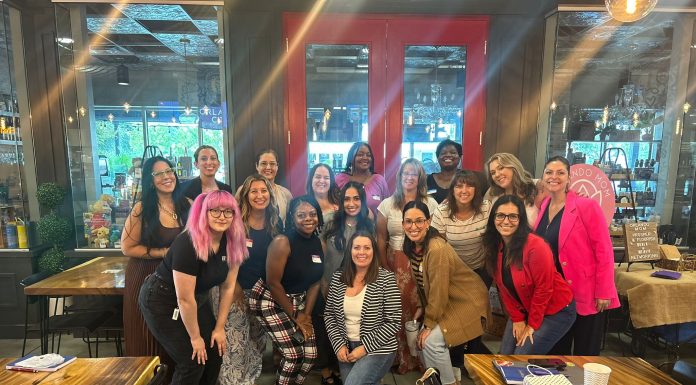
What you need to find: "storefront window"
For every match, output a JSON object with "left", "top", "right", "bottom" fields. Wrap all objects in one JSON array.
[
  {"left": 55, "top": 3, "right": 227, "bottom": 249},
  {"left": 0, "top": 3, "right": 32, "bottom": 249},
  {"left": 543, "top": 11, "right": 696, "bottom": 246}
]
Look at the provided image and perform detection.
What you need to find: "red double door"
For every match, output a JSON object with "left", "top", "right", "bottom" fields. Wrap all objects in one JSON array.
[{"left": 285, "top": 14, "right": 488, "bottom": 195}]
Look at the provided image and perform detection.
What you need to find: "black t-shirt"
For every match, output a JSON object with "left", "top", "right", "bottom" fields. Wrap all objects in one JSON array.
[
  {"left": 238, "top": 225, "right": 278, "bottom": 290},
  {"left": 501, "top": 245, "right": 523, "bottom": 306},
  {"left": 280, "top": 230, "right": 324, "bottom": 294},
  {"left": 180, "top": 177, "right": 234, "bottom": 201},
  {"left": 535, "top": 206, "right": 565, "bottom": 277},
  {"left": 155, "top": 231, "right": 229, "bottom": 293}
]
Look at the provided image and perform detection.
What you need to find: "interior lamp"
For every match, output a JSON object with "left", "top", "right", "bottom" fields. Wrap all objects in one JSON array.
[{"left": 605, "top": 0, "right": 659, "bottom": 23}]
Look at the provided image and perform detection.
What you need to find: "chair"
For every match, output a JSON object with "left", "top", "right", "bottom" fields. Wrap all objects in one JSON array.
[
  {"left": 94, "top": 311, "right": 124, "bottom": 357},
  {"left": 671, "top": 360, "right": 696, "bottom": 385},
  {"left": 20, "top": 270, "right": 53, "bottom": 356},
  {"left": 48, "top": 309, "right": 114, "bottom": 357},
  {"left": 146, "top": 364, "right": 169, "bottom": 385}
]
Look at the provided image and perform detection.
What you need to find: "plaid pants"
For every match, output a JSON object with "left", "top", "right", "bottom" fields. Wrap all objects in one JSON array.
[{"left": 249, "top": 279, "right": 317, "bottom": 385}]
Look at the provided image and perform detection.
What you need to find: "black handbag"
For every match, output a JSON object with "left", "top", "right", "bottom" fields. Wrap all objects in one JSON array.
[{"left": 416, "top": 367, "right": 442, "bottom": 385}]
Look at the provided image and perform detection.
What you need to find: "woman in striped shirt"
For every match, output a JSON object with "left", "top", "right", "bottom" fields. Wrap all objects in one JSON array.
[
  {"left": 402, "top": 200, "right": 489, "bottom": 385},
  {"left": 431, "top": 170, "right": 492, "bottom": 288},
  {"left": 324, "top": 231, "right": 402, "bottom": 385}
]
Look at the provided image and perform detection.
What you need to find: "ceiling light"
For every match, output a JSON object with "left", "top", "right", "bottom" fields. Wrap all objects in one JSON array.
[
  {"left": 605, "top": 0, "right": 658, "bottom": 23},
  {"left": 123, "top": 102, "right": 131, "bottom": 113},
  {"left": 56, "top": 37, "right": 74, "bottom": 44},
  {"left": 108, "top": 113, "right": 114, "bottom": 122},
  {"left": 116, "top": 64, "right": 129, "bottom": 86},
  {"left": 78, "top": 106, "right": 87, "bottom": 117},
  {"left": 150, "top": 110, "right": 156, "bottom": 118}
]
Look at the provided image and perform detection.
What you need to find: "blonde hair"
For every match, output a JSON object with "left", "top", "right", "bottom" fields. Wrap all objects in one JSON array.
[
  {"left": 392, "top": 158, "right": 429, "bottom": 209},
  {"left": 236, "top": 174, "right": 281, "bottom": 238},
  {"left": 485, "top": 153, "right": 537, "bottom": 206}
]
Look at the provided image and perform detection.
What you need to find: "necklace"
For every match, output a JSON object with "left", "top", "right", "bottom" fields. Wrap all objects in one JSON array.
[{"left": 159, "top": 203, "right": 178, "bottom": 220}]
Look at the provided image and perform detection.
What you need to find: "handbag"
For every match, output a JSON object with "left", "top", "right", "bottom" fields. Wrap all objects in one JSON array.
[
  {"left": 416, "top": 367, "right": 442, "bottom": 385},
  {"left": 522, "top": 365, "right": 573, "bottom": 385}
]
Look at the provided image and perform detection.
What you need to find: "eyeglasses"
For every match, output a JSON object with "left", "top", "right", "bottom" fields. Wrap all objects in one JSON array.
[
  {"left": 258, "top": 161, "right": 278, "bottom": 168},
  {"left": 209, "top": 208, "right": 234, "bottom": 218},
  {"left": 403, "top": 218, "right": 428, "bottom": 228},
  {"left": 152, "top": 168, "right": 175, "bottom": 178},
  {"left": 494, "top": 213, "right": 520, "bottom": 223}
]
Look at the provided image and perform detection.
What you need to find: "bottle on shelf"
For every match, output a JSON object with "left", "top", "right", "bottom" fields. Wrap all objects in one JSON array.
[
  {"left": 4, "top": 217, "right": 18, "bottom": 248},
  {"left": 16, "top": 217, "right": 27, "bottom": 248}
]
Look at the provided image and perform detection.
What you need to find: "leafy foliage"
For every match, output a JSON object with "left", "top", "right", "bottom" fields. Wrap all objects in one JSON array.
[
  {"left": 36, "top": 183, "right": 66, "bottom": 210},
  {"left": 37, "top": 212, "right": 72, "bottom": 245},
  {"left": 38, "top": 246, "right": 65, "bottom": 274}
]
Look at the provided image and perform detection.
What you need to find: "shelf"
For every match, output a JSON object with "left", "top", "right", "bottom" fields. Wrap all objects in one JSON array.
[
  {"left": 0, "top": 111, "right": 19, "bottom": 118},
  {"left": 615, "top": 203, "right": 655, "bottom": 208},
  {"left": 609, "top": 175, "right": 658, "bottom": 181},
  {"left": 0, "top": 139, "right": 22, "bottom": 146}
]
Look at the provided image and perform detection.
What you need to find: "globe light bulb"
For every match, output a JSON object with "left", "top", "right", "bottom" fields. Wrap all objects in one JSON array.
[{"left": 605, "top": 0, "right": 658, "bottom": 23}]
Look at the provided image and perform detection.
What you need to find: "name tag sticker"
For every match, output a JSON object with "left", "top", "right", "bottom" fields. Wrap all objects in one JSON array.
[
  {"left": 372, "top": 194, "right": 381, "bottom": 201},
  {"left": 427, "top": 189, "right": 437, "bottom": 195},
  {"left": 311, "top": 255, "right": 322, "bottom": 263},
  {"left": 246, "top": 239, "right": 253, "bottom": 248},
  {"left": 221, "top": 255, "right": 227, "bottom": 261},
  {"left": 172, "top": 307, "right": 180, "bottom": 320}
]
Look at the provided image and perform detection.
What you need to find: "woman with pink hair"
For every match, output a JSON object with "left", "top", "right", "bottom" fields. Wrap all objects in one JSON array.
[{"left": 139, "top": 191, "right": 248, "bottom": 385}]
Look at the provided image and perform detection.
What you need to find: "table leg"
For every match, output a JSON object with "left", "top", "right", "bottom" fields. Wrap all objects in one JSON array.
[{"left": 39, "top": 296, "right": 48, "bottom": 354}]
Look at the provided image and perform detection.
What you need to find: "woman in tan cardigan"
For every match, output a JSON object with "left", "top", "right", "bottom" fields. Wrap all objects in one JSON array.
[{"left": 402, "top": 200, "right": 489, "bottom": 385}]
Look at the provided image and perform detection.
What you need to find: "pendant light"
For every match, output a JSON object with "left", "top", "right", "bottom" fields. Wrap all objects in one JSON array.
[{"left": 605, "top": 0, "right": 659, "bottom": 23}]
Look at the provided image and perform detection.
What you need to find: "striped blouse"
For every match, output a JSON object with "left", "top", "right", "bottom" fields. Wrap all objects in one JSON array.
[{"left": 324, "top": 268, "right": 402, "bottom": 355}]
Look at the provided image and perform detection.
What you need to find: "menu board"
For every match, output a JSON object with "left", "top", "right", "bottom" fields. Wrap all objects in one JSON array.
[{"left": 623, "top": 222, "right": 660, "bottom": 262}]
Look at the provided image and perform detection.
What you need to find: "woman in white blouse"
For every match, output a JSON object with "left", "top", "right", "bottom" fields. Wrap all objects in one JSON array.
[{"left": 324, "top": 231, "right": 401, "bottom": 385}]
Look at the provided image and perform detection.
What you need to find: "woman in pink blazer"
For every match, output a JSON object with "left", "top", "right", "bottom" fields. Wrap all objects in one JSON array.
[{"left": 533, "top": 156, "right": 619, "bottom": 355}]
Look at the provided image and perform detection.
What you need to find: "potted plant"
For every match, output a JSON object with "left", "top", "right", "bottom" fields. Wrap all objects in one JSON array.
[{"left": 36, "top": 183, "right": 72, "bottom": 273}]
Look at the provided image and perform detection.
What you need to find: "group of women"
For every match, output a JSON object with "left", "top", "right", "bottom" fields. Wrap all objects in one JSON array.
[{"left": 119, "top": 139, "right": 619, "bottom": 385}]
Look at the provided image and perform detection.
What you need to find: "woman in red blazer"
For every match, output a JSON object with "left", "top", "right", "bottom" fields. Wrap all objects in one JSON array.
[
  {"left": 533, "top": 156, "right": 620, "bottom": 356},
  {"left": 483, "top": 194, "right": 576, "bottom": 354}
]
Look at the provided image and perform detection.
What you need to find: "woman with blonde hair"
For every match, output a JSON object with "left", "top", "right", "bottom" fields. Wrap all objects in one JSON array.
[
  {"left": 484, "top": 153, "right": 540, "bottom": 226},
  {"left": 376, "top": 158, "right": 438, "bottom": 373}
]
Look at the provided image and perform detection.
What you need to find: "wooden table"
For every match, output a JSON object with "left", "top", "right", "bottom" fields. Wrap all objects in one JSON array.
[
  {"left": 0, "top": 356, "right": 159, "bottom": 385},
  {"left": 464, "top": 354, "right": 679, "bottom": 385},
  {"left": 24, "top": 257, "right": 128, "bottom": 354}
]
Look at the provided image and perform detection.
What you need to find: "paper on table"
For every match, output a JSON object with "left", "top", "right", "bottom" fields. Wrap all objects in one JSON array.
[{"left": 16, "top": 353, "right": 64, "bottom": 368}]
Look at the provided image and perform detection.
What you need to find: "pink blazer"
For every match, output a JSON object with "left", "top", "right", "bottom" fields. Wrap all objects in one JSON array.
[{"left": 533, "top": 191, "right": 620, "bottom": 316}]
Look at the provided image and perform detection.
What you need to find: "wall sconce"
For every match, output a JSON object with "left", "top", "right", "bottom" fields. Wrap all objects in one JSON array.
[
  {"left": 605, "top": 0, "right": 658, "bottom": 23},
  {"left": 117, "top": 64, "right": 129, "bottom": 86}
]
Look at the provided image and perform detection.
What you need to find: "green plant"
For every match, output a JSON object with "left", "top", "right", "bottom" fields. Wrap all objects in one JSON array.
[{"left": 36, "top": 182, "right": 71, "bottom": 273}]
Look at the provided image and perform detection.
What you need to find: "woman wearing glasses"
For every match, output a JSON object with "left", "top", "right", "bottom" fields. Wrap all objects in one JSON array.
[
  {"left": 139, "top": 191, "right": 247, "bottom": 385},
  {"left": 181, "top": 145, "right": 233, "bottom": 201},
  {"left": 335, "top": 142, "right": 390, "bottom": 217},
  {"left": 483, "top": 195, "right": 576, "bottom": 355},
  {"left": 402, "top": 201, "right": 489, "bottom": 385},
  {"left": 533, "top": 156, "right": 619, "bottom": 356},
  {"left": 255, "top": 149, "right": 293, "bottom": 222},
  {"left": 376, "top": 158, "right": 438, "bottom": 374},
  {"left": 249, "top": 196, "right": 324, "bottom": 385},
  {"left": 121, "top": 156, "right": 189, "bottom": 377}
]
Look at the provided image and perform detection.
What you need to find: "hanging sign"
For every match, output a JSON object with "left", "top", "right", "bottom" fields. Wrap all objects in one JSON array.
[{"left": 569, "top": 164, "right": 615, "bottom": 226}]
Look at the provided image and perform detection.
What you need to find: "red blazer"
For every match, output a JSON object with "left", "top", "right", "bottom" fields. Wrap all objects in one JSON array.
[
  {"left": 494, "top": 234, "right": 574, "bottom": 330},
  {"left": 534, "top": 191, "right": 620, "bottom": 316}
]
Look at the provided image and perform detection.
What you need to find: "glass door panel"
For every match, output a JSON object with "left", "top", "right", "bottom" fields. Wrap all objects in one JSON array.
[
  {"left": 306, "top": 44, "right": 369, "bottom": 173},
  {"left": 401, "top": 45, "right": 466, "bottom": 174}
]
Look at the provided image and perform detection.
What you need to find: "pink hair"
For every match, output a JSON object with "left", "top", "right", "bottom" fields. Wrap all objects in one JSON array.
[{"left": 186, "top": 191, "right": 248, "bottom": 267}]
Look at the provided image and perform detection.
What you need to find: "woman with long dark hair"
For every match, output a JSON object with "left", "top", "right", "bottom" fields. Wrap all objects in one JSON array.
[
  {"left": 335, "top": 142, "right": 389, "bottom": 217},
  {"left": 402, "top": 200, "right": 489, "bottom": 385},
  {"left": 139, "top": 191, "right": 247, "bottom": 384},
  {"left": 533, "top": 156, "right": 619, "bottom": 355},
  {"left": 431, "top": 170, "right": 492, "bottom": 287},
  {"left": 316, "top": 181, "right": 374, "bottom": 384},
  {"left": 121, "top": 156, "right": 189, "bottom": 374},
  {"left": 181, "top": 145, "right": 233, "bottom": 200},
  {"left": 306, "top": 163, "right": 340, "bottom": 229},
  {"left": 324, "top": 231, "right": 401, "bottom": 385},
  {"left": 483, "top": 194, "right": 575, "bottom": 355},
  {"left": 249, "top": 196, "right": 324, "bottom": 385}
]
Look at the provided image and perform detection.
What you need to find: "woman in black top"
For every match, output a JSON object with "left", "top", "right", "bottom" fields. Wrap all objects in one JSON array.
[
  {"left": 249, "top": 195, "right": 324, "bottom": 385},
  {"left": 210, "top": 174, "right": 283, "bottom": 385},
  {"left": 181, "top": 145, "right": 233, "bottom": 201},
  {"left": 139, "top": 191, "right": 247, "bottom": 385}
]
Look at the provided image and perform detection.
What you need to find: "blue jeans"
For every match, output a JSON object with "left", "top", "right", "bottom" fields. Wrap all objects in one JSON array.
[
  {"left": 338, "top": 341, "right": 395, "bottom": 385},
  {"left": 500, "top": 300, "right": 577, "bottom": 355}
]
